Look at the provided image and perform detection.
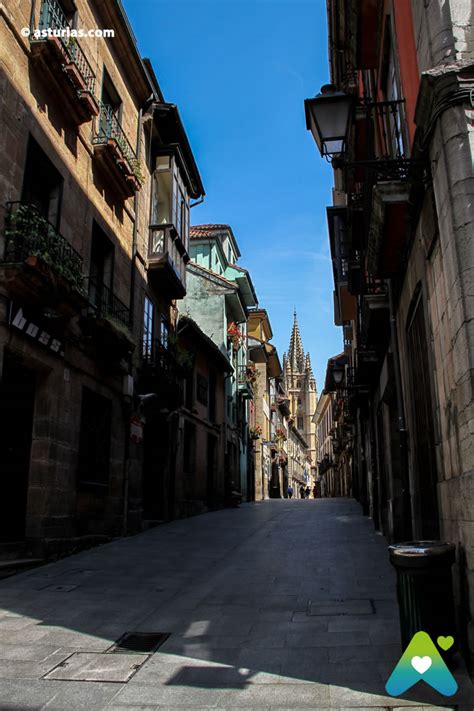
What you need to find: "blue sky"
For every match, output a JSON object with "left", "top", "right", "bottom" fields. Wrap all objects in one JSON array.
[{"left": 123, "top": 0, "right": 342, "bottom": 390}]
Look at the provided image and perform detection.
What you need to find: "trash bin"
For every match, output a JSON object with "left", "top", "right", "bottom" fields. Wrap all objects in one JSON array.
[{"left": 388, "top": 541, "right": 457, "bottom": 656}]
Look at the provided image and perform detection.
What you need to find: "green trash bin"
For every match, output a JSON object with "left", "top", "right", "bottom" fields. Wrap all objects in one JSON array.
[{"left": 388, "top": 541, "right": 457, "bottom": 656}]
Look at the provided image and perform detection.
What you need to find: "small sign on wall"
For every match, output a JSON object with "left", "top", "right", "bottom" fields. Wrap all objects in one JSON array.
[{"left": 130, "top": 416, "right": 144, "bottom": 445}]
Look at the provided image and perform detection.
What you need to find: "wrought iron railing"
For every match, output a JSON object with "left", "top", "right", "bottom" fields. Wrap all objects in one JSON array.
[
  {"left": 34, "top": 0, "right": 96, "bottom": 95},
  {"left": 38, "top": 0, "right": 68, "bottom": 31},
  {"left": 368, "top": 99, "right": 406, "bottom": 161},
  {"left": 93, "top": 103, "right": 141, "bottom": 180},
  {"left": 3, "top": 201, "right": 84, "bottom": 291},
  {"left": 86, "top": 277, "right": 130, "bottom": 328},
  {"left": 142, "top": 337, "right": 181, "bottom": 373}
]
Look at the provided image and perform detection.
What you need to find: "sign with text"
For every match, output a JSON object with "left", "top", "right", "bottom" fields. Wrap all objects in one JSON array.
[{"left": 8, "top": 302, "right": 65, "bottom": 357}]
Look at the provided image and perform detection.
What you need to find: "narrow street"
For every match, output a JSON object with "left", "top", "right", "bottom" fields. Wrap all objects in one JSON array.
[{"left": 0, "top": 499, "right": 472, "bottom": 710}]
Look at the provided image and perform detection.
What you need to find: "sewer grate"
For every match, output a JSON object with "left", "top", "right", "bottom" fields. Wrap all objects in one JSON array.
[{"left": 107, "top": 632, "right": 170, "bottom": 654}]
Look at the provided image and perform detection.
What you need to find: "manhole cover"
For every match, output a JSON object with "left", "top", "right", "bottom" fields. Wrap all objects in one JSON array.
[
  {"left": 108, "top": 632, "right": 170, "bottom": 654},
  {"left": 43, "top": 652, "right": 148, "bottom": 682},
  {"left": 307, "top": 599, "right": 374, "bottom": 616}
]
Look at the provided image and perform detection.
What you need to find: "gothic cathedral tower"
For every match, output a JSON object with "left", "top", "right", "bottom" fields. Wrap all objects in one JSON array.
[{"left": 283, "top": 312, "right": 318, "bottom": 468}]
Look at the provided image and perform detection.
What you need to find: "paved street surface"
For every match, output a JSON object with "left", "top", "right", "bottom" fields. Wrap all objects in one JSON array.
[{"left": 0, "top": 499, "right": 473, "bottom": 710}]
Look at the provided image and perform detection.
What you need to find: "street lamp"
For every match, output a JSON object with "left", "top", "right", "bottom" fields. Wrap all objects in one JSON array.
[
  {"left": 304, "top": 84, "right": 354, "bottom": 158},
  {"left": 332, "top": 363, "right": 345, "bottom": 387}
]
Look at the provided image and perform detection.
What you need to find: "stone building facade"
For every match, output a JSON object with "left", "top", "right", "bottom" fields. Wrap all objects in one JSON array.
[
  {"left": 0, "top": 0, "right": 203, "bottom": 553},
  {"left": 182, "top": 224, "right": 258, "bottom": 501},
  {"left": 316, "top": 0, "right": 474, "bottom": 663}
]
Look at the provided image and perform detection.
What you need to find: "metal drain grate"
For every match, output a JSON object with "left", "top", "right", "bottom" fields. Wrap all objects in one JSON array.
[{"left": 108, "top": 632, "right": 170, "bottom": 654}]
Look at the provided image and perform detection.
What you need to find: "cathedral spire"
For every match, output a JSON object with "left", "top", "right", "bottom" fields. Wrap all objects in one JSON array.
[{"left": 288, "top": 311, "right": 305, "bottom": 372}]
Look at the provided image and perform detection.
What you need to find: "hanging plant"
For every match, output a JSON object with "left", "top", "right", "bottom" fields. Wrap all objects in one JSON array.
[
  {"left": 227, "top": 321, "right": 243, "bottom": 350},
  {"left": 249, "top": 424, "right": 263, "bottom": 441}
]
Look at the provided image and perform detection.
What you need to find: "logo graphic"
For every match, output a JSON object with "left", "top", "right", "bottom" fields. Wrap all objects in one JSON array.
[{"left": 385, "top": 631, "right": 457, "bottom": 697}]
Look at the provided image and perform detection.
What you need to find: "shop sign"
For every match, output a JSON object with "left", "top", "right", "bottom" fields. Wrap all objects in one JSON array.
[{"left": 8, "top": 302, "right": 65, "bottom": 357}]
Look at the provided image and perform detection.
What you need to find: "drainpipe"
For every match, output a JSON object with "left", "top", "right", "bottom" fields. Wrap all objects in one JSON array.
[
  {"left": 129, "top": 107, "right": 144, "bottom": 333},
  {"left": 388, "top": 278, "right": 412, "bottom": 541},
  {"left": 29, "top": 0, "right": 36, "bottom": 33}
]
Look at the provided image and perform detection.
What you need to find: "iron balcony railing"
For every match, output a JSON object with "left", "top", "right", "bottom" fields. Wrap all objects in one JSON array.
[
  {"left": 93, "top": 103, "right": 141, "bottom": 180},
  {"left": 3, "top": 201, "right": 84, "bottom": 292},
  {"left": 86, "top": 277, "right": 130, "bottom": 329},
  {"left": 35, "top": 0, "right": 96, "bottom": 95},
  {"left": 142, "top": 337, "right": 182, "bottom": 375}
]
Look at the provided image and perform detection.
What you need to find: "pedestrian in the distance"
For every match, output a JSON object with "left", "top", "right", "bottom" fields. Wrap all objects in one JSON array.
[
  {"left": 305, "top": 486, "right": 311, "bottom": 498},
  {"left": 287, "top": 485, "right": 293, "bottom": 499},
  {"left": 313, "top": 483, "right": 318, "bottom": 499},
  {"left": 299, "top": 485, "right": 305, "bottom": 499}
]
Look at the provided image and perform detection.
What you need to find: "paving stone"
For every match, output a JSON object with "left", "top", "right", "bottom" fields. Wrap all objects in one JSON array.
[
  {"left": 0, "top": 499, "right": 471, "bottom": 710},
  {"left": 43, "top": 651, "right": 149, "bottom": 682},
  {"left": 307, "top": 600, "right": 373, "bottom": 616}
]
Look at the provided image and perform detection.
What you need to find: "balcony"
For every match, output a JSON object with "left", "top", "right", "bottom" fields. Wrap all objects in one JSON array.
[
  {"left": 92, "top": 104, "right": 142, "bottom": 198},
  {"left": 147, "top": 225, "right": 187, "bottom": 298},
  {"left": 139, "top": 338, "right": 184, "bottom": 408},
  {"left": 81, "top": 278, "right": 134, "bottom": 358},
  {"left": 237, "top": 364, "right": 256, "bottom": 400},
  {"left": 29, "top": 0, "right": 99, "bottom": 123},
  {"left": 1, "top": 202, "right": 87, "bottom": 317}
]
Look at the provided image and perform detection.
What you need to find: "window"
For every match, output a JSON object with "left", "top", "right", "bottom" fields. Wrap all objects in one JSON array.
[
  {"left": 297, "top": 416, "right": 304, "bottom": 430},
  {"left": 77, "top": 388, "right": 112, "bottom": 488},
  {"left": 151, "top": 153, "right": 189, "bottom": 247},
  {"left": 101, "top": 68, "right": 121, "bottom": 117},
  {"left": 160, "top": 316, "right": 169, "bottom": 349},
  {"left": 143, "top": 296, "right": 154, "bottom": 358},
  {"left": 89, "top": 222, "right": 114, "bottom": 312},
  {"left": 22, "top": 137, "right": 63, "bottom": 229},
  {"left": 296, "top": 380, "right": 301, "bottom": 388},
  {"left": 99, "top": 69, "right": 122, "bottom": 139},
  {"left": 381, "top": 18, "right": 405, "bottom": 157}
]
